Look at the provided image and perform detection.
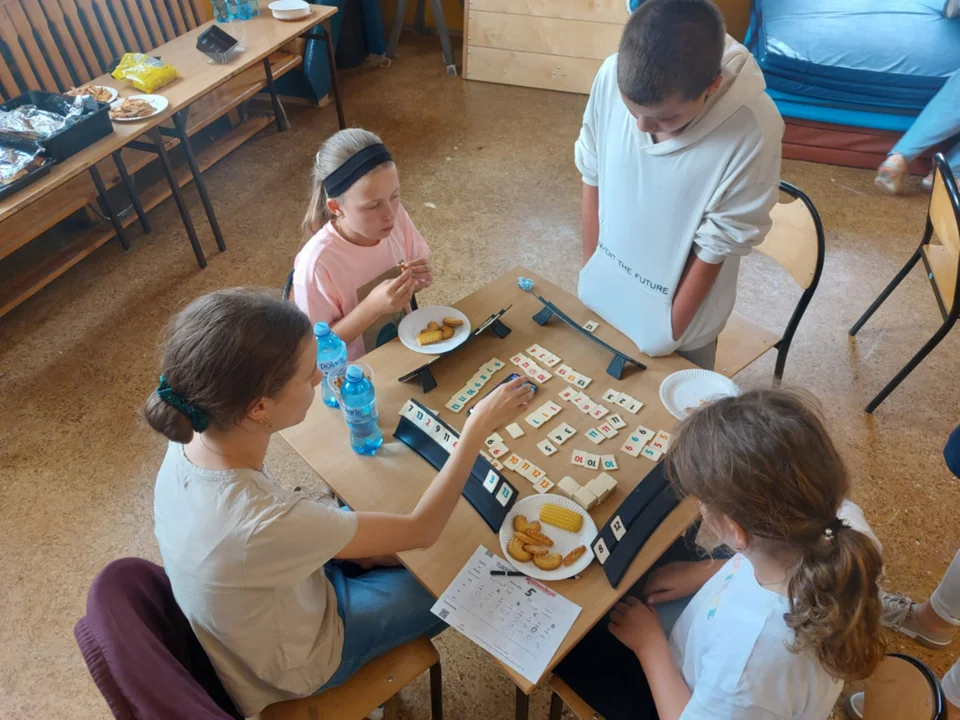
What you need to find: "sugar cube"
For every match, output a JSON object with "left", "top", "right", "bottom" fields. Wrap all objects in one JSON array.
[
  {"left": 573, "top": 486, "right": 598, "bottom": 510},
  {"left": 585, "top": 476, "right": 613, "bottom": 503}
]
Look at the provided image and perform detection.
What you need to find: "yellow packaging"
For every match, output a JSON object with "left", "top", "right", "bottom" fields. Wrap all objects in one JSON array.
[{"left": 111, "top": 53, "right": 179, "bottom": 94}]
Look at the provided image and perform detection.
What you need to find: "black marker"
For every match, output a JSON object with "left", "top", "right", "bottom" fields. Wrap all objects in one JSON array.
[{"left": 490, "top": 570, "right": 525, "bottom": 576}]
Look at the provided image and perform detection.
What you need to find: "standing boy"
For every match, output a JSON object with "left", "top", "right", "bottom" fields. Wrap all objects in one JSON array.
[{"left": 577, "top": 0, "right": 783, "bottom": 369}]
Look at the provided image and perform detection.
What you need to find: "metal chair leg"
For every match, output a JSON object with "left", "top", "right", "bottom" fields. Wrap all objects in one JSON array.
[
  {"left": 850, "top": 246, "right": 925, "bottom": 336},
  {"left": 172, "top": 110, "right": 226, "bottom": 252},
  {"left": 112, "top": 152, "right": 150, "bottom": 233},
  {"left": 384, "top": 0, "right": 407, "bottom": 62},
  {"left": 429, "top": 661, "right": 443, "bottom": 720},
  {"left": 428, "top": 0, "right": 457, "bottom": 75},
  {"left": 865, "top": 314, "right": 958, "bottom": 413},
  {"left": 262, "top": 57, "right": 291, "bottom": 132},
  {"left": 88, "top": 165, "right": 130, "bottom": 250},
  {"left": 548, "top": 692, "right": 563, "bottom": 720},
  {"left": 146, "top": 127, "right": 207, "bottom": 269},
  {"left": 320, "top": 20, "right": 346, "bottom": 130},
  {"left": 515, "top": 686, "right": 529, "bottom": 720}
]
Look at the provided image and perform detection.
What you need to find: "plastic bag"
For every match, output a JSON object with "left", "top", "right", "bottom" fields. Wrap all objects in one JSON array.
[{"left": 111, "top": 53, "right": 179, "bottom": 94}]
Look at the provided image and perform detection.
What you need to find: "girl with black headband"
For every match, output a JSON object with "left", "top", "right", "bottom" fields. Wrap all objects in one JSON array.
[
  {"left": 292, "top": 129, "right": 433, "bottom": 361},
  {"left": 553, "top": 388, "right": 886, "bottom": 720}
]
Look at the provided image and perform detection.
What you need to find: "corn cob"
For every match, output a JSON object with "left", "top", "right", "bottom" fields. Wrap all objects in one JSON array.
[{"left": 539, "top": 503, "right": 584, "bottom": 533}]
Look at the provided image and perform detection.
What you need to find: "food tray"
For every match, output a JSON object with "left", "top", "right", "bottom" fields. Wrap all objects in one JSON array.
[
  {"left": 0, "top": 139, "right": 53, "bottom": 201},
  {"left": 0, "top": 90, "right": 113, "bottom": 162}
]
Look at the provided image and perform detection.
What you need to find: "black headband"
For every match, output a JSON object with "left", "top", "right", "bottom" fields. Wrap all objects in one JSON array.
[{"left": 322, "top": 144, "right": 393, "bottom": 198}]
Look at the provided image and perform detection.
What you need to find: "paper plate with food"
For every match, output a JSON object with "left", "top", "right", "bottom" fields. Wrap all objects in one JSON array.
[
  {"left": 109, "top": 94, "right": 168, "bottom": 122},
  {"left": 65, "top": 84, "right": 119, "bottom": 104},
  {"left": 499, "top": 495, "right": 597, "bottom": 581},
  {"left": 398, "top": 306, "right": 470, "bottom": 355}
]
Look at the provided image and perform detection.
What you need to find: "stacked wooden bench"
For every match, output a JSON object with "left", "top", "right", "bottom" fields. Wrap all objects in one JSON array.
[{"left": 0, "top": 0, "right": 339, "bottom": 318}]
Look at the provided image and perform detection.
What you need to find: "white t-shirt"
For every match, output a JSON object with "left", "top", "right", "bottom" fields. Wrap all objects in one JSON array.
[
  {"left": 669, "top": 554, "right": 841, "bottom": 720},
  {"left": 154, "top": 442, "right": 358, "bottom": 717},
  {"left": 576, "top": 38, "right": 783, "bottom": 355}
]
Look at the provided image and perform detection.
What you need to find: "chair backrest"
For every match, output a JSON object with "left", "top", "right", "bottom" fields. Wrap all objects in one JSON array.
[
  {"left": 927, "top": 154, "right": 960, "bottom": 314},
  {"left": 862, "top": 653, "right": 946, "bottom": 720},
  {"left": 754, "top": 183, "right": 823, "bottom": 290},
  {"left": 74, "top": 557, "right": 242, "bottom": 720},
  {"left": 0, "top": 0, "right": 205, "bottom": 102}
]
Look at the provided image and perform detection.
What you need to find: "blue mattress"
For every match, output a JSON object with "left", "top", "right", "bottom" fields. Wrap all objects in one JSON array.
[{"left": 747, "top": 0, "right": 960, "bottom": 118}]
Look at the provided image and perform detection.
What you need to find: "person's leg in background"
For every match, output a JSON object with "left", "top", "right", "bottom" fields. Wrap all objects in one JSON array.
[
  {"left": 677, "top": 340, "right": 717, "bottom": 371},
  {"left": 876, "top": 69, "right": 960, "bottom": 193}
]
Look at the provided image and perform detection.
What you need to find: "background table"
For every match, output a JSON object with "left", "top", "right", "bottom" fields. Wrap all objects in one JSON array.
[{"left": 282, "top": 267, "right": 700, "bottom": 715}]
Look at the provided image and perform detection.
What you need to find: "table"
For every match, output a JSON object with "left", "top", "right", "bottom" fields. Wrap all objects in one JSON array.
[
  {"left": 0, "top": 9, "right": 341, "bottom": 298},
  {"left": 281, "top": 267, "right": 700, "bottom": 716}
]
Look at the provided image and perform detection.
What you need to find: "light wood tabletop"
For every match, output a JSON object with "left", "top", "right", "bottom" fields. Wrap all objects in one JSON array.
[
  {"left": 281, "top": 267, "right": 700, "bottom": 694},
  {"left": 0, "top": 9, "right": 335, "bottom": 224}
]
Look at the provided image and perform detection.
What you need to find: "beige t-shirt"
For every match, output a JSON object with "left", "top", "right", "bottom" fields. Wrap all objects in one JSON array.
[{"left": 153, "top": 442, "right": 358, "bottom": 717}]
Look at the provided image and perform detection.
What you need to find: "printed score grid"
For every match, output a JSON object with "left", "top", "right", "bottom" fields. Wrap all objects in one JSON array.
[{"left": 281, "top": 266, "right": 701, "bottom": 694}]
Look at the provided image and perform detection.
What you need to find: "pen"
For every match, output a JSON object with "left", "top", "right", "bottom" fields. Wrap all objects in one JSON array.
[{"left": 490, "top": 570, "right": 525, "bottom": 576}]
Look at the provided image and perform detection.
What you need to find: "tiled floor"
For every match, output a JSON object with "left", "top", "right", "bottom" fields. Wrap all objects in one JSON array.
[{"left": 2, "top": 37, "right": 958, "bottom": 720}]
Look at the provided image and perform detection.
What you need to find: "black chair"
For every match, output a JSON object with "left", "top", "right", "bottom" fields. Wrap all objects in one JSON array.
[
  {"left": 849, "top": 153, "right": 960, "bottom": 412},
  {"left": 715, "top": 180, "right": 826, "bottom": 381}
]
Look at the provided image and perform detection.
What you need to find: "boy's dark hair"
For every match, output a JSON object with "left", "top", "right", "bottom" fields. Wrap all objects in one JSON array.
[{"left": 618, "top": 0, "right": 726, "bottom": 106}]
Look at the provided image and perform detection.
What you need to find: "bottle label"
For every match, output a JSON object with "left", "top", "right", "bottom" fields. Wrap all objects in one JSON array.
[
  {"left": 317, "top": 355, "right": 346, "bottom": 378},
  {"left": 343, "top": 402, "right": 377, "bottom": 423}
]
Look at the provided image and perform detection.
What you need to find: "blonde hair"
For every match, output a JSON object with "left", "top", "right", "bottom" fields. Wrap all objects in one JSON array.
[
  {"left": 302, "top": 128, "right": 395, "bottom": 236},
  {"left": 665, "top": 388, "right": 885, "bottom": 682}
]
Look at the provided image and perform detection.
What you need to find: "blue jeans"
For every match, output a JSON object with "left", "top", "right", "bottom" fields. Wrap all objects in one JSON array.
[
  {"left": 891, "top": 69, "right": 960, "bottom": 174},
  {"left": 315, "top": 563, "right": 446, "bottom": 693}
]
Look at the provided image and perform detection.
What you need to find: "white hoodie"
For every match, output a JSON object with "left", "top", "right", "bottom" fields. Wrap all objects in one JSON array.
[{"left": 576, "top": 38, "right": 783, "bottom": 357}]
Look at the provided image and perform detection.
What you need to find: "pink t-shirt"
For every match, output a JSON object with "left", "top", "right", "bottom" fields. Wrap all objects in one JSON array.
[{"left": 292, "top": 205, "right": 430, "bottom": 360}]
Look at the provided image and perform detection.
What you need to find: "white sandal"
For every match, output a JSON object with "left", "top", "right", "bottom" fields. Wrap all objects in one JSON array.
[{"left": 875, "top": 155, "right": 907, "bottom": 194}]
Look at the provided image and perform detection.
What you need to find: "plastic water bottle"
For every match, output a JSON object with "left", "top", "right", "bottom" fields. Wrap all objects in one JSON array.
[
  {"left": 341, "top": 366, "right": 383, "bottom": 455},
  {"left": 236, "top": 0, "right": 259, "bottom": 19},
  {"left": 314, "top": 322, "right": 347, "bottom": 409}
]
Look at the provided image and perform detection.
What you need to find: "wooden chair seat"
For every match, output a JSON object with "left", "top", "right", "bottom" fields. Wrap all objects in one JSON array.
[
  {"left": 260, "top": 636, "right": 442, "bottom": 720},
  {"left": 715, "top": 311, "right": 782, "bottom": 378},
  {"left": 548, "top": 675, "right": 604, "bottom": 720}
]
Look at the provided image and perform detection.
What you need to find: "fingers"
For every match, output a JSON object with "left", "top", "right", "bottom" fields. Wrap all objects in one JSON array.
[
  {"left": 405, "top": 257, "right": 429, "bottom": 268},
  {"left": 622, "top": 595, "right": 642, "bottom": 607},
  {"left": 388, "top": 270, "right": 413, "bottom": 291},
  {"left": 645, "top": 590, "right": 675, "bottom": 606}
]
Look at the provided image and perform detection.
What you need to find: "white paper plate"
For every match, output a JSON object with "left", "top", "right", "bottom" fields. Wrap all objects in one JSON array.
[
  {"left": 398, "top": 306, "right": 470, "bottom": 355},
  {"left": 109, "top": 94, "right": 168, "bottom": 122},
  {"left": 499, "top": 495, "right": 597, "bottom": 581},
  {"left": 659, "top": 369, "right": 740, "bottom": 420}
]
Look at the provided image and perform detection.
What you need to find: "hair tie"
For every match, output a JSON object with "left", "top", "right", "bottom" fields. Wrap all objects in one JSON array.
[
  {"left": 156, "top": 375, "right": 209, "bottom": 433},
  {"left": 322, "top": 144, "right": 393, "bottom": 198},
  {"left": 822, "top": 517, "right": 849, "bottom": 540}
]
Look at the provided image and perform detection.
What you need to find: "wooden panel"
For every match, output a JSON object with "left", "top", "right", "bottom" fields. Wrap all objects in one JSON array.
[
  {"left": 261, "top": 639, "right": 438, "bottom": 720},
  {"left": 470, "top": 0, "right": 625, "bottom": 24},
  {"left": 924, "top": 244, "right": 956, "bottom": 314},
  {"left": 470, "top": 11, "right": 620, "bottom": 60},
  {"left": 49, "top": 0, "right": 104, "bottom": 82},
  {"left": 549, "top": 676, "right": 605, "bottom": 720},
  {"left": 118, "top": 0, "right": 156, "bottom": 50},
  {"left": 4, "top": 2, "right": 62, "bottom": 92},
  {"left": 715, "top": 310, "right": 780, "bottom": 378},
  {"left": 756, "top": 198, "right": 819, "bottom": 289},
  {"left": 467, "top": 46, "right": 602, "bottom": 94},
  {"left": 0, "top": 45, "right": 22, "bottom": 101},
  {"left": 166, "top": 0, "right": 191, "bottom": 36},
  {"left": 0, "top": 6, "right": 44, "bottom": 91},
  {"left": 20, "top": 0, "right": 75, "bottom": 90},
  {"left": 930, "top": 171, "right": 960, "bottom": 261},
  {"left": 178, "top": 0, "right": 198, "bottom": 29},
  {"left": 70, "top": 0, "right": 115, "bottom": 74}
]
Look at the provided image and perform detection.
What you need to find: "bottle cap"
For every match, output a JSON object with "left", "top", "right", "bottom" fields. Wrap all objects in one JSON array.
[
  {"left": 346, "top": 365, "right": 364, "bottom": 382},
  {"left": 314, "top": 322, "right": 330, "bottom": 337}
]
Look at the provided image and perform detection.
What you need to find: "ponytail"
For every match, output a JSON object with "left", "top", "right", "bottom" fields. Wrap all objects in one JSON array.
[
  {"left": 786, "top": 523, "right": 885, "bottom": 681},
  {"left": 666, "top": 388, "right": 886, "bottom": 682}
]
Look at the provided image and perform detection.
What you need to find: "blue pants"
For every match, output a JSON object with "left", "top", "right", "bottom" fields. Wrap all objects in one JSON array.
[
  {"left": 891, "top": 69, "right": 960, "bottom": 174},
  {"left": 316, "top": 563, "right": 446, "bottom": 692}
]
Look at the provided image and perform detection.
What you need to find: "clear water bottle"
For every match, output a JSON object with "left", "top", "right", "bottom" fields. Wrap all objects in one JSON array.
[
  {"left": 210, "top": 0, "right": 231, "bottom": 21},
  {"left": 236, "top": 0, "right": 259, "bottom": 19},
  {"left": 340, "top": 365, "right": 383, "bottom": 456},
  {"left": 314, "top": 322, "right": 347, "bottom": 409}
]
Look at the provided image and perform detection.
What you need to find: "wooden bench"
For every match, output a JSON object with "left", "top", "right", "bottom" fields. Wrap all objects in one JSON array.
[{"left": 0, "top": 0, "right": 337, "bottom": 318}]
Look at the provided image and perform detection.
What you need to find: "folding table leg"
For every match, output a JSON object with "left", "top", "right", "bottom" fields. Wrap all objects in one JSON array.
[
  {"left": 112, "top": 151, "right": 150, "bottom": 233},
  {"left": 172, "top": 110, "right": 226, "bottom": 252},
  {"left": 320, "top": 21, "right": 346, "bottom": 130},
  {"left": 384, "top": 0, "right": 407, "bottom": 64},
  {"left": 515, "top": 686, "right": 529, "bottom": 720},
  {"left": 88, "top": 165, "right": 130, "bottom": 251},
  {"left": 146, "top": 127, "right": 207, "bottom": 269},
  {"left": 262, "top": 57, "right": 291, "bottom": 132}
]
